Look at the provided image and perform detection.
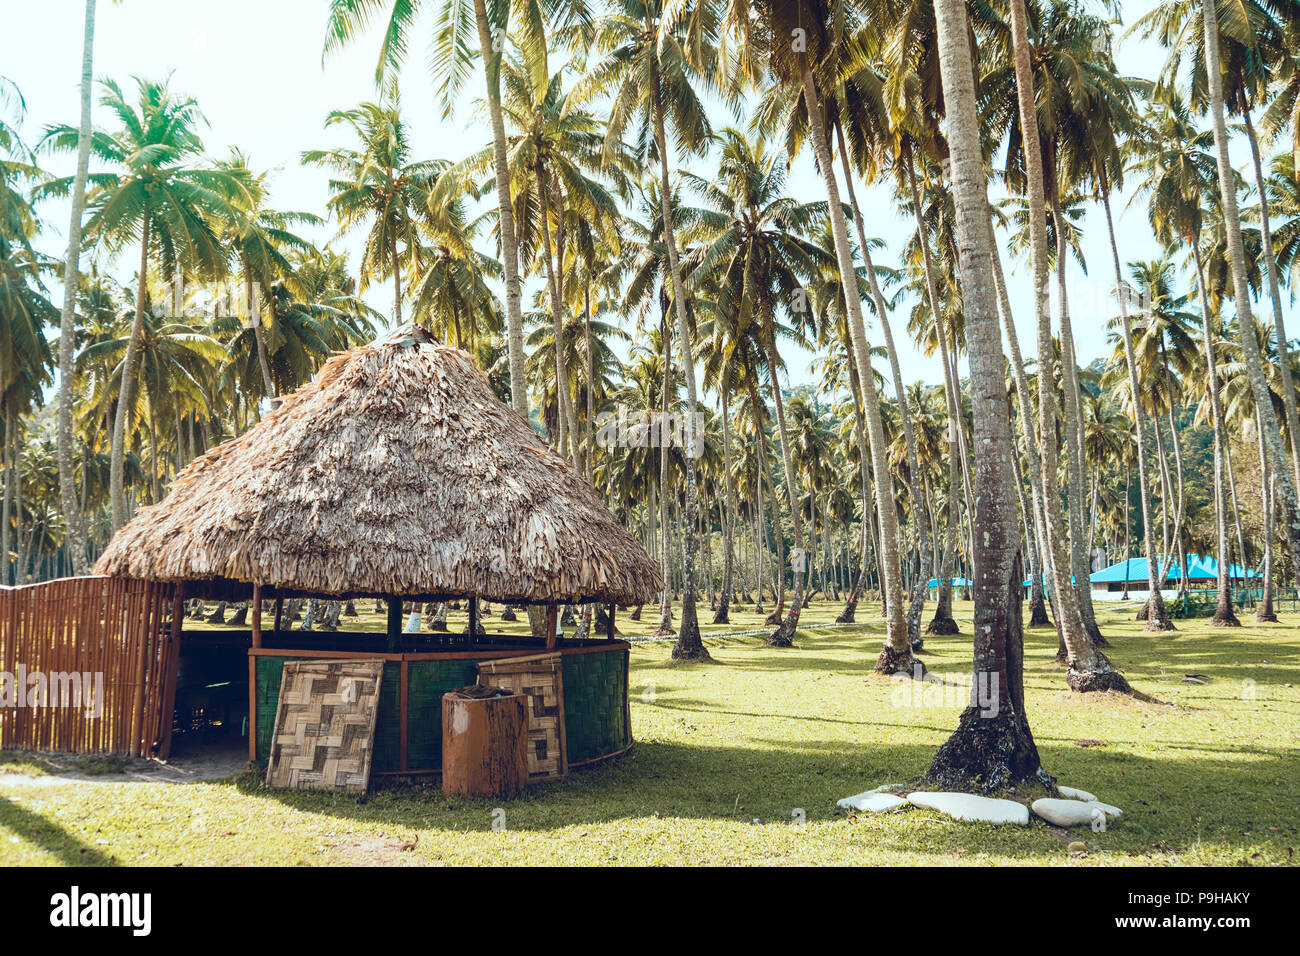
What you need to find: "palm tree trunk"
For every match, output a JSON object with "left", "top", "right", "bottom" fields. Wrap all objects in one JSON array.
[
  {"left": 1100, "top": 187, "right": 1172, "bottom": 629},
  {"left": 56, "top": 0, "right": 95, "bottom": 575},
  {"left": 2, "top": 410, "right": 12, "bottom": 585},
  {"left": 1243, "top": 108, "right": 1300, "bottom": 498},
  {"left": 1051, "top": 191, "right": 1105, "bottom": 645},
  {"left": 390, "top": 233, "right": 402, "bottom": 326},
  {"left": 654, "top": 307, "right": 674, "bottom": 638},
  {"left": 927, "top": 0, "right": 1052, "bottom": 789},
  {"left": 800, "top": 67, "right": 912, "bottom": 673},
  {"left": 990, "top": 234, "right": 1054, "bottom": 630},
  {"left": 906, "top": 157, "right": 963, "bottom": 636},
  {"left": 110, "top": 214, "right": 151, "bottom": 530},
  {"left": 537, "top": 173, "right": 578, "bottom": 467},
  {"left": 714, "top": 385, "right": 735, "bottom": 624},
  {"left": 649, "top": 60, "right": 706, "bottom": 660},
  {"left": 1257, "top": 425, "right": 1277, "bottom": 621},
  {"left": 1005, "top": 0, "right": 1127, "bottom": 690},
  {"left": 584, "top": 280, "right": 595, "bottom": 482},
  {"left": 472, "top": 0, "right": 527, "bottom": 422},
  {"left": 1189, "top": 249, "right": 1239, "bottom": 625},
  {"left": 760, "top": 326, "right": 805, "bottom": 647},
  {"left": 1202, "top": 0, "right": 1300, "bottom": 576},
  {"left": 840, "top": 132, "right": 931, "bottom": 647},
  {"left": 837, "top": 346, "right": 876, "bottom": 623},
  {"left": 248, "top": 270, "right": 276, "bottom": 402}
]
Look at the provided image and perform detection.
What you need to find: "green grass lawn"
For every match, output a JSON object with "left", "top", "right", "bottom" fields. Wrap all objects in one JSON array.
[{"left": 2, "top": 597, "right": 1297, "bottom": 865}]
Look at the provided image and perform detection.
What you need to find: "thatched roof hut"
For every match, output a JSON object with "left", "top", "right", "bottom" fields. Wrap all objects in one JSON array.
[{"left": 95, "top": 324, "right": 661, "bottom": 606}]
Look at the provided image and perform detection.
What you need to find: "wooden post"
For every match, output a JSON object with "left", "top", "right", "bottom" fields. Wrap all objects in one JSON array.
[
  {"left": 544, "top": 604, "right": 558, "bottom": 649},
  {"left": 386, "top": 597, "right": 402, "bottom": 651},
  {"left": 157, "top": 584, "right": 185, "bottom": 760},
  {"left": 251, "top": 584, "right": 263, "bottom": 648},
  {"left": 606, "top": 602, "right": 616, "bottom": 640},
  {"left": 272, "top": 596, "right": 283, "bottom": 642},
  {"left": 467, "top": 596, "right": 479, "bottom": 648},
  {"left": 247, "top": 654, "right": 258, "bottom": 763}
]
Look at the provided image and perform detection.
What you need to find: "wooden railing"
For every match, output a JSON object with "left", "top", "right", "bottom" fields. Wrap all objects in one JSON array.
[{"left": 0, "top": 576, "right": 178, "bottom": 756}]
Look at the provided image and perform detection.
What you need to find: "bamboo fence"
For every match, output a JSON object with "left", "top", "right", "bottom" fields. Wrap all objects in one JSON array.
[{"left": 0, "top": 575, "right": 178, "bottom": 756}]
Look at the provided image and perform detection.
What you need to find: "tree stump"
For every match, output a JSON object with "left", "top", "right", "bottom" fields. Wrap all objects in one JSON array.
[{"left": 441, "top": 690, "right": 528, "bottom": 799}]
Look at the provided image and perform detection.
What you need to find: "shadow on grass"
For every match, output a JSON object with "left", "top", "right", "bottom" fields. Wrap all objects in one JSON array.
[
  {"left": 0, "top": 795, "right": 118, "bottom": 865},
  {"left": 228, "top": 736, "right": 1300, "bottom": 863}
]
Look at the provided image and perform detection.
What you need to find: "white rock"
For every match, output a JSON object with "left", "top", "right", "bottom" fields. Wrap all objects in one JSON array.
[
  {"left": 1058, "top": 785, "right": 1098, "bottom": 802},
  {"left": 838, "top": 792, "right": 908, "bottom": 813},
  {"left": 1032, "top": 798, "right": 1122, "bottom": 827},
  {"left": 905, "top": 791, "right": 1029, "bottom": 825},
  {"left": 1091, "top": 801, "right": 1123, "bottom": 820}
]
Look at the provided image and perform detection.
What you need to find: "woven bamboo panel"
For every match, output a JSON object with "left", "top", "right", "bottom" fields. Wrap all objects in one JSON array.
[
  {"left": 265, "top": 660, "right": 383, "bottom": 792},
  {"left": 477, "top": 653, "right": 567, "bottom": 780}
]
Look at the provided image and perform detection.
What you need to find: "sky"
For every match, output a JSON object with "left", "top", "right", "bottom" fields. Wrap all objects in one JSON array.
[{"left": 2, "top": 0, "right": 1287, "bottom": 396}]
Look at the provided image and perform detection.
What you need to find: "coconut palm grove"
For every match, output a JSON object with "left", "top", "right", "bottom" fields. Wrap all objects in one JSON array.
[{"left": 0, "top": 0, "right": 1297, "bottom": 890}]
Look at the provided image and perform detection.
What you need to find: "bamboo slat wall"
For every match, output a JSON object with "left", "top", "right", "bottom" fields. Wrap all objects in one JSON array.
[{"left": 0, "top": 576, "right": 178, "bottom": 757}]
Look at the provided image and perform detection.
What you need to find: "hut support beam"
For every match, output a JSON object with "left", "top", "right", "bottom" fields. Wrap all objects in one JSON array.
[
  {"left": 545, "top": 605, "right": 558, "bottom": 649},
  {"left": 468, "top": 596, "right": 479, "bottom": 648},
  {"left": 272, "top": 596, "right": 283, "bottom": 642},
  {"left": 251, "top": 584, "right": 262, "bottom": 648},
  {"left": 386, "top": 597, "right": 402, "bottom": 651},
  {"left": 607, "top": 603, "right": 616, "bottom": 640}
]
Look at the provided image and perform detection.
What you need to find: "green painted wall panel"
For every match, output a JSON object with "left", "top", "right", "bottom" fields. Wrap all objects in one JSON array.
[{"left": 254, "top": 648, "right": 629, "bottom": 771}]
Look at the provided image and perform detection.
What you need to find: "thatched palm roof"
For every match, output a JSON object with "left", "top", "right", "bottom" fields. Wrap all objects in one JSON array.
[{"left": 94, "top": 325, "right": 661, "bottom": 605}]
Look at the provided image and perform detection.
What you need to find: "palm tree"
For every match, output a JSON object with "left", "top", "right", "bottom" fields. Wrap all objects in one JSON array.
[
  {"left": 55, "top": 0, "right": 95, "bottom": 574},
  {"left": 925, "top": 0, "right": 1050, "bottom": 789},
  {"left": 682, "top": 128, "right": 829, "bottom": 646},
  {"left": 323, "top": 0, "right": 538, "bottom": 420},
  {"left": 215, "top": 150, "right": 322, "bottom": 401},
  {"left": 995, "top": 0, "right": 1136, "bottom": 691},
  {"left": 580, "top": 0, "right": 729, "bottom": 660},
  {"left": 410, "top": 165, "right": 501, "bottom": 349},
  {"left": 78, "top": 287, "right": 226, "bottom": 503},
  {"left": 1198, "top": 0, "right": 1300, "bottom": 578},
  {"left": 43, "top": 77, "right": 247, "bottom": 529},
  {"left": 726, "top": 1, "right": 914, "bottom": 673},
  {"left": 304, "top": 98, "right": 438, "bottom": 329}
]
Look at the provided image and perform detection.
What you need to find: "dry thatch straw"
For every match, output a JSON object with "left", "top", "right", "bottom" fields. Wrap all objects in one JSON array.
[{"left": 95, "top": 325, "right": 663, "bottom": 605}]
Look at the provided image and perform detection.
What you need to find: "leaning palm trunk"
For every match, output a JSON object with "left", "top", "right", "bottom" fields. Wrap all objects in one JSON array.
[
  {"left": 248, "top": 271, "right": 277, "bottom": 402},
  {"left": 654, "top": 301, "right": 676, "bottom": 637},
  {"left": 714, "top": 387, "right": 736, "bottom": 624},
  {"left": 1007, "top": 0, "right": 1088, "bottom": 661},
  {"left": 56, "top": 0, "right": 95, "bottom": 574},
  {"left": 2, "top": 412, "right": 12, "bottom": 585},
  {"left": 911, "top": 158, "right": 963, "bottom": 636},
  {"left": 1100, "top": 187, "right": 1172, "bottom": 629},
  {"left": 1006, "top": 0, "right": 1127, "bottom": 691},
  {"left": 1191, "top": 250, "right": 1240, "bottom": 626},
  {"left": 1202, "top": 0, "right": 1300, "bottom": 575},
  {"left": 538, "top": 177, "right": 580, "bottom": 467},
  {"left": 761, "top": 325, "right": 806, "bottom": 647},
  {"left": 1257, "top": 428, "right": 1277, "bottom": 621},
  {"left": 991, "top": 237, "right": 1054, "bottom": 631},
  {"left": 837, "top": 351, "right": 876, "bottom": 623},
  {"left": 1244, "top": 109, "right": 1300, "bottom": 497},
  {"left": 110, "top": 216, "right": 152, "bottom": 530},
  {"left": 1052, "top": 193, "right": 1105, "bottom": 646},
  {"left": 927, "top": 0, "right": 1049, "bottom": 789},
  {"left": 800, "top": 67, "right": 912, "bottom": 674},
  {"left": 650, "top": 66, "right": 707, "bottom": 660},
  {"left": 841, "top": 135, "right": 931, "bottom": 647},
  {"left": 472, "top": 0, "right": 527, "bottom": 421}
]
